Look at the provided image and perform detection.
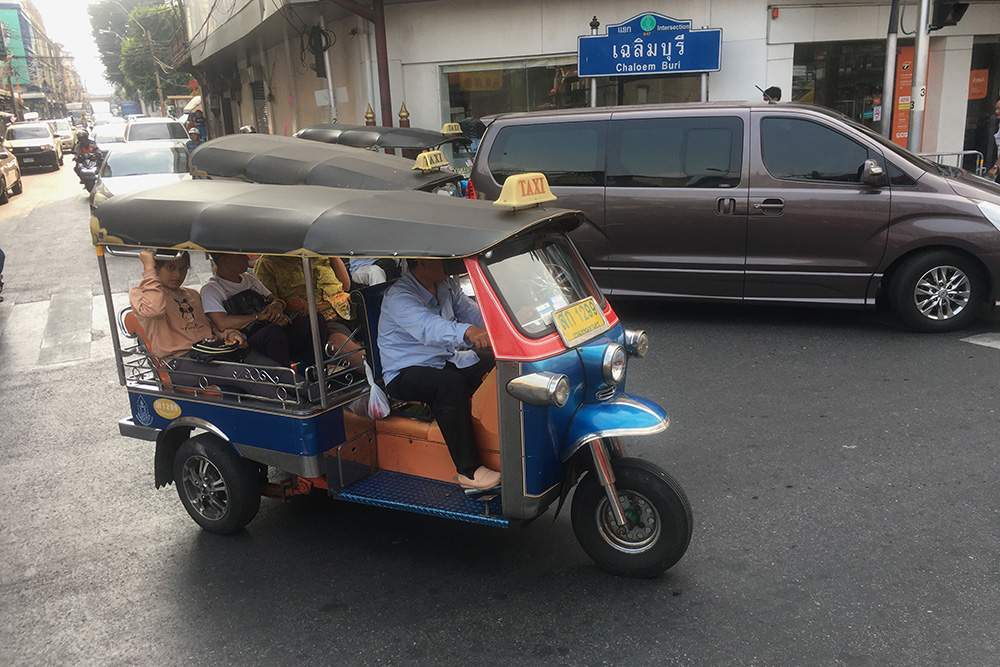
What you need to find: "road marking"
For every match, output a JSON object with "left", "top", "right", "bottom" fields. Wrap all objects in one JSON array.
[{"left": 961, "top": 333, "right": 1000, "bottom": 350}]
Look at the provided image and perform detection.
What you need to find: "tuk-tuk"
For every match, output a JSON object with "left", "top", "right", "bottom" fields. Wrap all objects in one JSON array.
[
  {"left": 295, "top": 122, "right": 478, "bottom": 179},
  {"left": 189, "top": 133, "right": 463, "bottom": 196},
  {"left": 92, "top": 173, "right": 692, "bottom": 577}
]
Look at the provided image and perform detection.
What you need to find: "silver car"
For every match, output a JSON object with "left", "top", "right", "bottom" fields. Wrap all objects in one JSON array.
[{"left": 89, "top": 140, "right": 191, "bottom": 211}]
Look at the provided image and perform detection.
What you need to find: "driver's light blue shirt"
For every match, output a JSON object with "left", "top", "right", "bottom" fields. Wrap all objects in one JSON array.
[{"left": 378, "top": 272, "right": 484, "bottom": 385}]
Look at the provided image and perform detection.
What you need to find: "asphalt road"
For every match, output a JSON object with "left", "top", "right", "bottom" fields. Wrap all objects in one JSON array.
[{"left": 1, "top": 164, "right": 998, "bottom": 666}]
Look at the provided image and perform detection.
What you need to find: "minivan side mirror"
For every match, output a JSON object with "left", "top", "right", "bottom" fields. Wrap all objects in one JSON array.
[{"left": 862, "top": 159, "right": 886, "bottom": 187}]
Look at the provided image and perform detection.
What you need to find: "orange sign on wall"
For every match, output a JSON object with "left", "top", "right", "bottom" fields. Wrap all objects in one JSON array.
[
  {"left": 969, "top": 69, "right": 989, "bottom": 100},
  {"left": 892, "top": 46, "right": 914, "bottom": 148}
]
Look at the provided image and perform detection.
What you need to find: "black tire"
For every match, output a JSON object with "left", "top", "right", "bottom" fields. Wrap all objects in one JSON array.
[
  {"left": 571, "top": 456, "right": 693, "bottom": 578},
  {"left": 0, "top": 176, "right": 8, "bottom": 205},
  {"left": 172, "top": 434, "right": 261, "bottom": 534},
  {"left": 57, "top": 148, "right": 63, "bottom": 166},
  {"left": 889, "top": 250, "right": 985, "bottom": 333},
  {"left": 11, "top": 175, "right": 22, "bottom": 195}
]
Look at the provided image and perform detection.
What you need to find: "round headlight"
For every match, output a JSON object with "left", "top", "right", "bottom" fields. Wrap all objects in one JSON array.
[
  {"left": 602, "top": 343, "right": 627, "bottom": 385},
  {"left": 624, "top": 329, "right": 649, "bottom": 358},
  {"left": 552, "top": 375, "right": 570, "bottom": 407}
]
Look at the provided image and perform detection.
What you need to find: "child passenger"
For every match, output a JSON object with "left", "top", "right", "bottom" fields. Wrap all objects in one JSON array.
[{"left": 129, "top": 250, "right": 300, "bottom": 402}]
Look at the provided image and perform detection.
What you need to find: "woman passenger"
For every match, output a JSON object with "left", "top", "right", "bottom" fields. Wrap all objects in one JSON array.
[{"left": 129, "top": 250, "right": 301, "bottom": 402}]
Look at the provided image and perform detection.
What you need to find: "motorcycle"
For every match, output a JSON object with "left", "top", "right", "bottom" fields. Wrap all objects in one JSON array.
[{"left": 74, "top": 149, "right": 100, "bottom": 191}]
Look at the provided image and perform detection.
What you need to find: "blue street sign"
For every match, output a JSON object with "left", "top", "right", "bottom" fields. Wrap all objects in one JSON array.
[{"left": 578, "top": 13, "right": 723, "bottom": 78}]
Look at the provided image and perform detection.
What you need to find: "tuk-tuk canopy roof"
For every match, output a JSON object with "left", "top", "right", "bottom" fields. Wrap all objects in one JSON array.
[
  {"left": 91, "top": 180, "right": 584, "bottom": 257},
  {"left": 294, "top": 123, "right": 469, "bottom": 150},
  {"left": 188, "top": 134, "right": 457, "bottom": 191}
]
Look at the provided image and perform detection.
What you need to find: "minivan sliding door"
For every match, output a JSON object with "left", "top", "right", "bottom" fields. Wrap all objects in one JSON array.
[{"left": 603, "top": 111, "right": 749, "bottom": 299}]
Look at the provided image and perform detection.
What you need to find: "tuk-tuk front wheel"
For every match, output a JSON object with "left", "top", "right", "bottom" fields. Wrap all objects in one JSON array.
[
  {"left": 571, "top": 457, "right": 692, "bottom": 578},
  {"left": 173, "top": 435, "right": 261, "bottom": 534}
]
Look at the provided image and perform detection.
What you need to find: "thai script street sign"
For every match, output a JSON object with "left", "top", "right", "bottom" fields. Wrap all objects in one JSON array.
[{"left": 578, "top": 13, "right": 722, "bottom": 77}]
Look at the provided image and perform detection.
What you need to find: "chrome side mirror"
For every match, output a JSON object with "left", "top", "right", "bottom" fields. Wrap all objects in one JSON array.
[{"left": 862, "top": 159, "right": 886, "bottom": 187}]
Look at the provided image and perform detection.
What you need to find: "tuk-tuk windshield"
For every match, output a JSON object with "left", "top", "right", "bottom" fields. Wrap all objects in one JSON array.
[{"left": 482, "top": 234, "right": 605, "bottom": 337}]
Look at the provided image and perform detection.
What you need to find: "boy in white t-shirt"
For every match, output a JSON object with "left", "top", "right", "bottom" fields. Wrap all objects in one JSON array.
[{"left": 201, "top": 253, "right": 324, "bottom": 366}]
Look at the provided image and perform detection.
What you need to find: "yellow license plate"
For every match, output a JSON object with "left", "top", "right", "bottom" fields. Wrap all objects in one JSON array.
[{"left": 553, "top": 297, "right": 610, "bottom": 347}]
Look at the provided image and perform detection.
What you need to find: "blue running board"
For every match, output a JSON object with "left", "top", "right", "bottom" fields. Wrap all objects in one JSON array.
[{"left": 336, "top": 471, "right": 508, "bottom": 527}]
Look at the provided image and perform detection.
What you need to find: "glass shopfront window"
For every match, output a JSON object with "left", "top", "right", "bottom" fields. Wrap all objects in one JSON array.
[
  {"left": 444, "top": 59, "right": 702, "bottom": 123},
  {"left": 793, "top": 39, "right": 909, "bottom": 131}
]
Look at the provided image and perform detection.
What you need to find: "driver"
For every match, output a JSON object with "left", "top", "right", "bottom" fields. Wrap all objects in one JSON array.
[{"left": 377, "top": 259, "right": 499, "bottom": 491}]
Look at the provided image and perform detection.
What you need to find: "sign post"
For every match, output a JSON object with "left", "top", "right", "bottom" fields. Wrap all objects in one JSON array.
[{"left": 578, "top": 13, "right": 722, "bottom": 79}]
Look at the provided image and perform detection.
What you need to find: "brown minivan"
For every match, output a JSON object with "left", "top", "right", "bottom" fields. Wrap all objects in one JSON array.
[{"left": 470, "top": 103, "right": 1000, "bottom": 332}]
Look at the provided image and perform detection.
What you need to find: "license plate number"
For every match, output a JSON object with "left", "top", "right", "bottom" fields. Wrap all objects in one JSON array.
[
  {"left": 23, "top": 157, "right": 34, "bottom": 163},
  {"left": 553, "top": 297, "right": 610, "bottom": 347}
]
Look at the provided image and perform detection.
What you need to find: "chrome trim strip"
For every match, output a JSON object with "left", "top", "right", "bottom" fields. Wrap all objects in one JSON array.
[{"left": 166, "top": 417, "right": 230, "bottom": 442}]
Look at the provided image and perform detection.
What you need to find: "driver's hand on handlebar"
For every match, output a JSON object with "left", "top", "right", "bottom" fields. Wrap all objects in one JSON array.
[
  {"left": 221, "top": 329, "right": 248, "bottom": 348},
  {"left": 464, "top": 325, "right": 491, "bottom": 350}
]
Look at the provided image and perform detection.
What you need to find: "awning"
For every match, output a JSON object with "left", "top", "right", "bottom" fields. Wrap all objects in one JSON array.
[{"left": 183, "top": 96, "right": 202, "bottom": 113}]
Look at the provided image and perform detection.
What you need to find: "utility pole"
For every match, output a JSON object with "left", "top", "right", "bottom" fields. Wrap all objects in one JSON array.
[
  {"left": 881, "top": 0, "right": 899, "bottom": 139},
  {"left": 144, "top": 29, "right": 166, "bottom": 117},
  {"left": 908, "top": 0, "right": 932, "bottom": 153}
]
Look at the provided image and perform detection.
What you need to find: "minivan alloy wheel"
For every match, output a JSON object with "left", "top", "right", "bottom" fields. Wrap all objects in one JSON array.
[
  {"left": 913, "top": 265, "right": 970, "bottom": 321},
  {"left": 889, "top": 250, "right": 984, "bottom": 332}
]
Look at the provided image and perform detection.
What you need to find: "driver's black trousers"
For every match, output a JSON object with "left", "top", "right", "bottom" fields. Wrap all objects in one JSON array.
[{"left": 385, "top": 353, "right": 495, "bottom": 476}]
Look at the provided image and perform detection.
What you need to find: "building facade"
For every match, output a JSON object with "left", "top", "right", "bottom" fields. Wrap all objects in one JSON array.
[
  {"left": 184, "top": 0, "right": 1000, "bottom": 160},
  {"left": 0, "top": 0, "right": 86, "bottom": 119}
]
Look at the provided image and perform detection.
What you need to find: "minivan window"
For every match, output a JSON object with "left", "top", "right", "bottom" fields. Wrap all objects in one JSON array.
[
  {"left": 761, "top": 118, "right": 872, "bottom": 183},
  {"left": 487, "top": 121, "right": 605, "bottom": 186},
  {"left": 607, "top": 117, "right": 743, "bottom": 188}
]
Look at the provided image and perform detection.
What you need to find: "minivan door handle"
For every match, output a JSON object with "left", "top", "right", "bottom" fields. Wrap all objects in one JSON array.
[
  {"left": 753, "top": 198, "right": 784, "bottom": 215},
  {"left": 716, "top": 197, "right": 737, "bottom": 215}
]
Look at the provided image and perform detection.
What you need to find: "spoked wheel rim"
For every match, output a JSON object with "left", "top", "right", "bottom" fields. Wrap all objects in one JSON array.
[
  {"left": 180, "top": 455, "right": 230, "bottom": 521},
  {"left": 595, "top": 490, "right": 662, "bottom": 554},
  {"left": 913, "top": 265, "right": 971, "bottom": 321}
]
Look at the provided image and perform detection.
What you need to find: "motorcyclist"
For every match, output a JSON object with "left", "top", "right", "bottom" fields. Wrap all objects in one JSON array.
[{"left": 74, "top": 129, "right": 100, "bottom": 187}]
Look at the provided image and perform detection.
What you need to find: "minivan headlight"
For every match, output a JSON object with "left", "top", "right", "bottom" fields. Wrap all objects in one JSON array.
[
  {"left": 602, "top": 343, "right": 627, "bottom": 385},
  {"left": 976, "top": 200, "right": 1000, "bottom": 232}
]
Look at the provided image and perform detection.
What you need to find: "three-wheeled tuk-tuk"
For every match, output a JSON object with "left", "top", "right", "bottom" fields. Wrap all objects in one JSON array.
[
  {"left": 189, "top": 133, "right": 464, "bottom": 196},
  {"left": 92, "top": 173, "right": 692, "bottom": 577}
]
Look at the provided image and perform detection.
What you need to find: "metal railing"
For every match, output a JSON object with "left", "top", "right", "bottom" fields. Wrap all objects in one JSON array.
[{"left": 918, "top": 149, "right": 986, "bottom": 176}]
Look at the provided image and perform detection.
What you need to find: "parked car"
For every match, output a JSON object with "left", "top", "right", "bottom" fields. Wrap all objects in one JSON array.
[
  {"left": 4, "top": 121, "right": 63, "bottom": 170},
  {"left": 47, "top": 117, "right": 76, "bottom": 153},
  {"left": 0, "top": 140, "right": 22, "bottom": 203},
  {"left": 124, "top": 117, "right": 188, "bottom": 142},
  {"left": 89, "top": 140, "right": 191, "bottom": 211},
  {"left": 470, "top": 102, "right": 1000, "bottom": 333}
]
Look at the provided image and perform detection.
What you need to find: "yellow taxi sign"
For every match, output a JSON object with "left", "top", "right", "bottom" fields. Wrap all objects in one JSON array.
[
  {"left": 492, "top": 172, "right": 557, "bottom": 210},
  {"left": 441, "top": 122, "right": 463, "bottom": 135},
  {"left": 412, "top": 150, "right": 449, "bottom": 172}
]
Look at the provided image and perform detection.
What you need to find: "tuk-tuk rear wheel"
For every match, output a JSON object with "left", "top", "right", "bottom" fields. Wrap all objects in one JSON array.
[
  {"left": 571, "top": 457, "right": 692, "bottom": 578},
  {"left": 173, "top": 435, "right": 261, "bottom": 534}
]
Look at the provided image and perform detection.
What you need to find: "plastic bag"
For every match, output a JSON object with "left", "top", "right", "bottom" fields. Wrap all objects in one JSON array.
[{"left": 349, "top": 361, "right": 390, "bottom": 419}]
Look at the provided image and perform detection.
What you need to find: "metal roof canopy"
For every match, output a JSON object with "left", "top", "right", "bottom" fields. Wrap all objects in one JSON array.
[
  {"left": 91, "top": 179, "right": 584, "bottom": 258},
  {"left": 189, "top": 134, "right": 458, "bottom": 191}
]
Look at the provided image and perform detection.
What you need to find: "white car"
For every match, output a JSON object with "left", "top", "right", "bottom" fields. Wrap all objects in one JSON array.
[
  {"left": 89, "top": 140, "right": 191, "bottom": 211},
  {"left": 4, "top": 122, "right": 63, "bottom": 170},
  {"left": 124, "top": 117, "right": 188, "bottom": 142},
  {"left": 92, "top": 123, "right": 126, "bottom": 153},
  {"left": 48, "top": 118, "right": 76, "bottom": 153}
]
